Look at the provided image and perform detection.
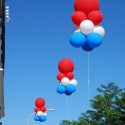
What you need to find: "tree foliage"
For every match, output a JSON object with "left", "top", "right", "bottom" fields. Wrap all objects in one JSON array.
[{"left": 60, "top": 83, "right": 125, "bottom": 125}]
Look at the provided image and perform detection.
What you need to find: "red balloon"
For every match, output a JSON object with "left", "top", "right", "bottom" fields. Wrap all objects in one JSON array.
[
  {"left": 66, "top": 72, "right": 74, "bottom": 80},
  {"left": 40, "top": 106, "right": 46, "bottom": 112},
  {"left": 35, "top": 98, "right": 45, "bottom": 107},
  {"left": 58, "top": 58, "right": 74, "bottom": 74},
  {"left": 74, "top": 0, "right": 100, "bottom": 15},
  {"left": 72, "top": 11, "right": 87, "bottom": 26},
  {"left": 34, "top": 107, "right": 40, "bottom": 113},
  {"left": 88, "top": 10, "right": 103, "bottom": 25},
  {"left": 57, "top": 73, "right": 65, "bottom": 81}
]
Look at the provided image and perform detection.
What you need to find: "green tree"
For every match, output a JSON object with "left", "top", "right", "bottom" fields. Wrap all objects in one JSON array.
[
  {"left": 59, "top": 120, "right": 72, "bottom": 125},
  {"left": 60, "top": 83, "right": 125, "bottom": 125}
]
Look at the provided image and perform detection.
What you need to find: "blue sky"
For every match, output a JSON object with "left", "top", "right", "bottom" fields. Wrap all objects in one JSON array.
[{"left": 2, "top": 0, "right": 125, "bottom": 124}]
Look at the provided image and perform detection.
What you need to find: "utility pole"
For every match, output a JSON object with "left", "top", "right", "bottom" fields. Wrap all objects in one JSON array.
[
  {"left": 0, "top": 0, "right": 10, "bottom": 122},
  {"left": 0, "top": 0, "right": 5, "bottom": 120}
]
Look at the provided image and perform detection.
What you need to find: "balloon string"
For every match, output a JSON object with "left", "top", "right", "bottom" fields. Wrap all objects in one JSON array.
[
  {"left": 88, "top": 52, "right": 91, "bottom": 125},
  {"left": 87, "top": 52, "right": 91, "bottom": 102},
  {"left": 66, "top": 96, "right": 69, "bottom": 120}
]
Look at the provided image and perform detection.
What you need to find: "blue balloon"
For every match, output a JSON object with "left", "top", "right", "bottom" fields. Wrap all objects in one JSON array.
[
  {"left": 70, "top": 32, "right": 86, "bottom": 48},
  {"left": 39, "top": 116, "right": 47, "bottom": 122},
  {"left": 34, "top": 115, "right": 39, "bottom": 121},
  {"left": 65, "top": 90, "right": 72, "bottom": 96},
  {"left": 82, "top": 42, "right": 94, "bottom": 52},
  {"left": 87, "top": 33, "right": 102, "bottom": 48},
  {"left": 57, "top": 85, "right": 66, "bottom": 94},
  {"left": 66, "top": 84, "right": 76, "bottom": 94}
]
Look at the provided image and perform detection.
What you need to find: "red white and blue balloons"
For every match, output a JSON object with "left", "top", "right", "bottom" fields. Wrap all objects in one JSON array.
[
  {"left": 70, "top": 0, "right": 105, "bottom": 52},
  {"left": 56, "top": 58, "right": 78, "bottom": 95},
  {"left": 34, "top": 98, "right": 47, "bottom": 122}
]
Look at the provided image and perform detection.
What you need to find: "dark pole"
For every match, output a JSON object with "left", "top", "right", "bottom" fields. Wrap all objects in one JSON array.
[
  {"left": 0, "top": 0, "right": 5, "bottom": 120},
  {"left": 1, "top": 0, "right": 5, "bottom": 69}
]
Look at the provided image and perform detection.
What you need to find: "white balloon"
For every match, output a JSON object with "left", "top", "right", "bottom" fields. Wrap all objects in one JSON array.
[
  {"left": 69, "top": 79, "right": 78, "bottom": 86},
  {"left": 61, "top": 77, "right": 69, "bottom": 86},
  {"left": 37, "top": 111, "right": 43, "bottom": 116},
  {"left": 80, "top": 20, "right": 94, "bottom": 35},
  {"left": 73, "top": 26, "right": 80, "bottom": 33},
  {"left": 93, "top": 26, "right": 105, "bottom": 37},
  {"left": 43, "top": 112, "right": 47, "bottom": 116}
]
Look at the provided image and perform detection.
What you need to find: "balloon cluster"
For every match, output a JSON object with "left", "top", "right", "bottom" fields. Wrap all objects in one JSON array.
[
  {"left": 70, "top": 0, "right": 105, "bottom": 51},
  {"left": 34, "top": 98, "right": 47, "bottom": 122},
  {"left": 56, "top": 58, "right": 78, "bottom": 95}
]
